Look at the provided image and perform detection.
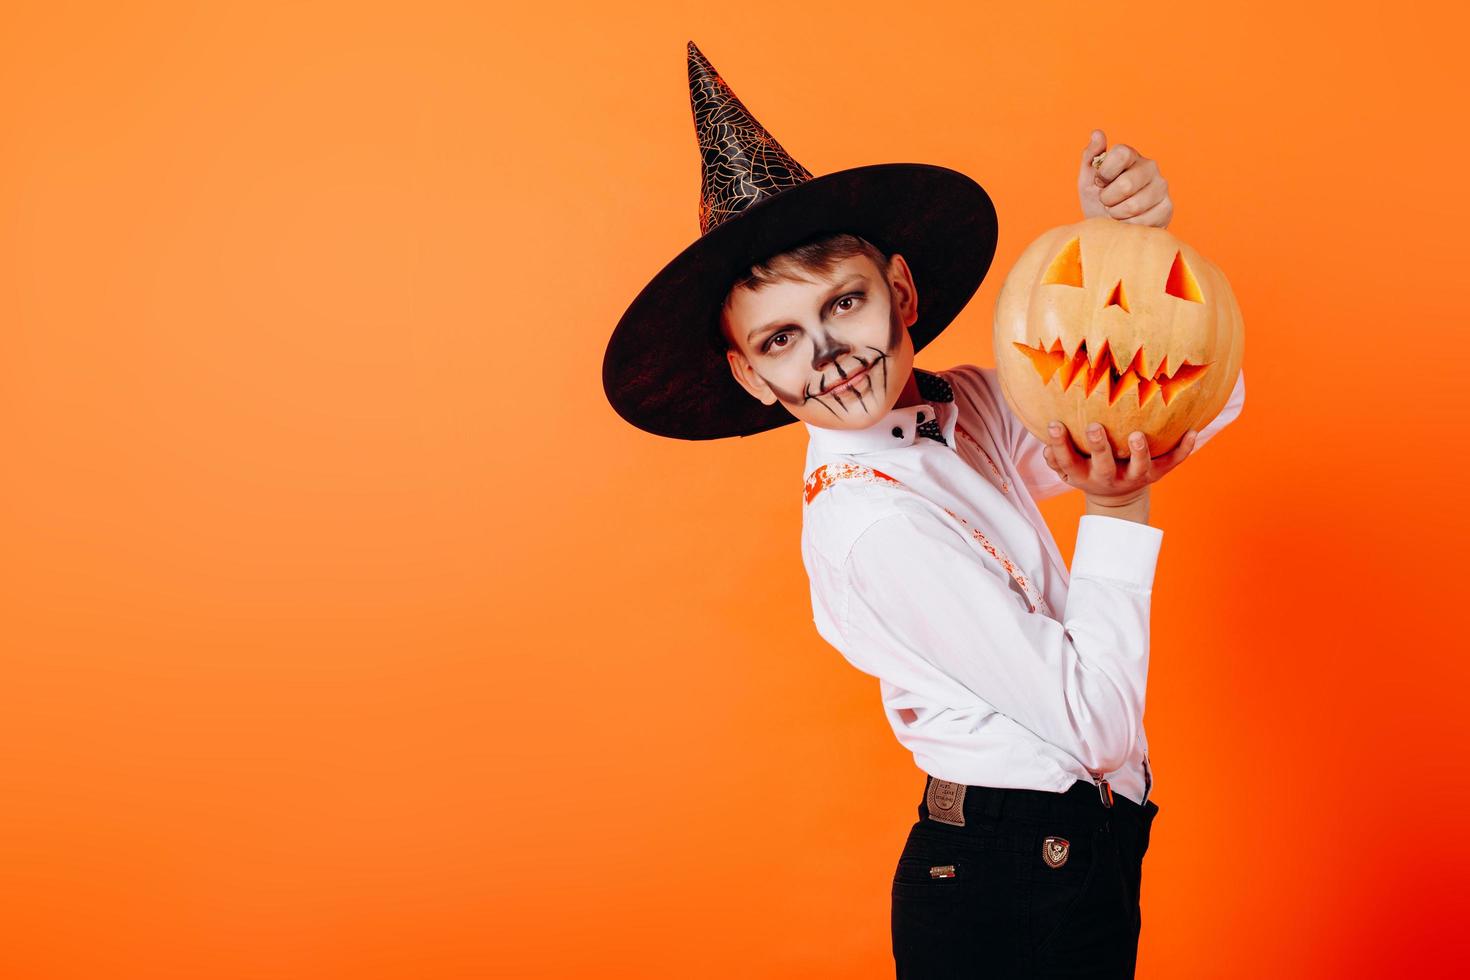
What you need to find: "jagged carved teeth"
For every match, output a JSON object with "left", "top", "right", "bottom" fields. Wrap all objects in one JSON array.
[{"left": 1012, "top": 338, "right": 1209, "bottom": 408}]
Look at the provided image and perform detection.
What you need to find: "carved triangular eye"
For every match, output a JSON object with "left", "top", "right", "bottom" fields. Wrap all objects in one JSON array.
[
  {"left": 1165, "top": 250, "right": 1203, "bottom": 303},
  {"left": 1105, "top": 279, "right": 1129, "bottom": 312},
  {"left": 1041, "top": 236, "right": 1083, "bottom": 288}
]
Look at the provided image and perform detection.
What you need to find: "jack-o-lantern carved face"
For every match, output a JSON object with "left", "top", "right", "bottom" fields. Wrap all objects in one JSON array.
[{"left": 993, "top": 216, "right": 1243, "bottom": 458}]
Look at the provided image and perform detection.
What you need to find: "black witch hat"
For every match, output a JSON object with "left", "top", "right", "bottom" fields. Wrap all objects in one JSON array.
[{"left": 602, "top": 41, "right": 998, "bottom": 440}]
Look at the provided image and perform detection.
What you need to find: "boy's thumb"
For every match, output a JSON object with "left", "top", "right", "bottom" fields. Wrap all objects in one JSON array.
[{"left": 1081, "top": 129, "right": 1106, "bottom": 165}]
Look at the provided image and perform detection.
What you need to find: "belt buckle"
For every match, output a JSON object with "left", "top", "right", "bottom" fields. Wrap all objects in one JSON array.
[{"left": 1089, "top": 772, "right": 1114, "bottom": 809}]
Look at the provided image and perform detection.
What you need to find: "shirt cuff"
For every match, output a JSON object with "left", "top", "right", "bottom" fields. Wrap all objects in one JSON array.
[{"left": 1071, "top": 514, "right": 1164, "bottom": 591}]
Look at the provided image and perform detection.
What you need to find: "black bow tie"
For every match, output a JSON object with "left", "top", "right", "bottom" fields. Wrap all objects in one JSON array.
[
  {"left": 916, "top": 417, "right": 946, "bottom": 445},
  {"left": 914, "top": 370, "right": 954, "bottom": 446}
]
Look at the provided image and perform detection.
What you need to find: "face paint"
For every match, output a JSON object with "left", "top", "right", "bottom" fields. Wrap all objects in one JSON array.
[
  {"left": 725, "top": 253, "right": 919, "bottom": 431},
  {"left": 760, "top": 302, "right": 903, "bottom": 418},
  {"left": 805, "top": 344, "right": 887, "bottom": 417}
]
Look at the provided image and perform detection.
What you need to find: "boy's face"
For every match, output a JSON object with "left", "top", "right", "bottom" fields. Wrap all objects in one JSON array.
[{"left": 722, "top": 252, "right": 919, "bottom": 430}]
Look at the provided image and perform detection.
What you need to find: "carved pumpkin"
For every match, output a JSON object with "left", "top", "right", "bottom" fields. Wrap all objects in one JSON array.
[{"left": 993, "top": 216, "right": 1243, "bottom": 458}]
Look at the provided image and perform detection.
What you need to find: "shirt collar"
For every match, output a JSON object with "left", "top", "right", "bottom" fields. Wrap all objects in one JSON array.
[{"left": 803, "top": 367, "right": 956, "bottom": 456}]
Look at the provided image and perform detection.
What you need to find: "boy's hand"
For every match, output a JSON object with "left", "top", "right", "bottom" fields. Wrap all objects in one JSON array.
[
  {"left": 1078, "top": 129, "right": 1172, "bottom": 228},
  {"left": 1041, "top": 421, "right": 1198, "bottom": 503}
]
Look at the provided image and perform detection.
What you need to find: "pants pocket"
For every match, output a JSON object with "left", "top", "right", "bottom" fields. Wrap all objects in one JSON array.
[
  {"left": 891, "top": 825, "right": 974, "bottom": 901},
  {"left": 891, "top": 823, "right": 1026, "bottom": 976}
]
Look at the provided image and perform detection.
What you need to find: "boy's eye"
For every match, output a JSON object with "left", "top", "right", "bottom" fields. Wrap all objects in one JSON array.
[{"left": 761, "top": 293, "right": 863, "bottom": 353}]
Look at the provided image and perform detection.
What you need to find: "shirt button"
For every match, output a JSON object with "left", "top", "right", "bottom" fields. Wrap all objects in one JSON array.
[
  {"left": 917, "top": 412, "right": 926, "bottom": 422},
  {"left": 892, "top": 426, "right": 903, "bottom": 437}
]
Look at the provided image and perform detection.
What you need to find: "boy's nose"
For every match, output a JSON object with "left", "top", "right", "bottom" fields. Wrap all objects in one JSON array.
[{"left": 812, "top": 348, "right": 852, "bottom": 371}]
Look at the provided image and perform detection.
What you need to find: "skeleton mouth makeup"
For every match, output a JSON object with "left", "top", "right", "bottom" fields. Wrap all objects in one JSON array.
[
  {"left": 821, "top": 362, "right": 874, "bottom": 396},
  {"left": 803, "top": 347, "right": 891, "bottom": 417}
]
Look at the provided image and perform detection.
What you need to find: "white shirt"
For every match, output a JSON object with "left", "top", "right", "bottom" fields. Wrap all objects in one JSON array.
[{"left": 799, "top": 363, "right": 1246, "bottom": 805}]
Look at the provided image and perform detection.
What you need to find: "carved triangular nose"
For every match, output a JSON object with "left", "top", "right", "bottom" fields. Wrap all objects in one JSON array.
[{"left": 1105, "top": 279, "right": 1130, "bottom": 313}]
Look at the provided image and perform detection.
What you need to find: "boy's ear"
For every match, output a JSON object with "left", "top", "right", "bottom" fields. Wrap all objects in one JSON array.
[
  {"left": 886, "top": 253, "right": 920, "bottom": 330},
  {"left": 726, "top": 347, "right": 779, "bottom": 406}
]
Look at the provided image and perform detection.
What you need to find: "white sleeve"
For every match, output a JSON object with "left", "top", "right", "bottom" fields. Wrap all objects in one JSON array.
[
  {"left": 839, "top": 507, "right": 1162, "bottom": 774},
  {"left": 991, "top": 367, "right": 1247, "bottom": 503}
]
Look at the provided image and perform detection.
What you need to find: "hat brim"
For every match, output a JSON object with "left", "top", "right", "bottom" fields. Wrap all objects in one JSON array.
[{"left": 603, "top": 163, "right": 998, "bottom": 440}]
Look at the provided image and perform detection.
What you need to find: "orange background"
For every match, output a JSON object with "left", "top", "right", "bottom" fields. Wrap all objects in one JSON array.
[{"left": 2, "top": 2, "right": 1465, "bottom": 977}]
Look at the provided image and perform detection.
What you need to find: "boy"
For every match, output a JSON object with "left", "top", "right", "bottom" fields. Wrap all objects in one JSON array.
[{"left": 604, "top": 42, "right": 1244, "bottom": 978}]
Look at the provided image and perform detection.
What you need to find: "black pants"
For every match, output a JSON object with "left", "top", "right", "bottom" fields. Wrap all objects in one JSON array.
[{"left": 891, "top": 775, "right": 1159, "bottom": 978}]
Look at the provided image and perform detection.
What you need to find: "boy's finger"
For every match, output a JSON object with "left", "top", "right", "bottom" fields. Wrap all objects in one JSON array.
[
  {"left": 1106, "top": 174, "right": 1168, "bottom": 219},
  {"left": 1121, "top": 195, "right": 1173, "bottom": 228},
  {"left": 1122, "top": 431, "right": 1153, "bottom": 483},
  {"left": 1042, "top": 446, "right": 1071, "bottom": 484},
  {"left": 1046, "top": 421, "right": 1084, "bottom": 477},
  {"left": 1045, "top": 422, "right": 1075, "bottom": 460},
  {"left": 1080, "top": 129, "right": 1106, "bottom": 174},
  {"left": 1084, "top": 422, "right": 1119, "bottom": 481},
  {"left": 1098, "top": 158, "right": 1158, "bottom": 207},
  {"left": 1095, "top": 143, "right": 1139, "bottom": 184}
]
